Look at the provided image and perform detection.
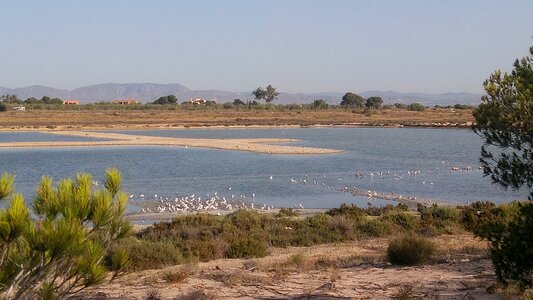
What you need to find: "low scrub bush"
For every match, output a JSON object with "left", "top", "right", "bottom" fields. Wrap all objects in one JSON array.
[
  {"left": 357, "top": 219, "right": 392, "bottom": 237},
  {"left": 181, "top": 238, "right": 228, "bottom": 262},
  {"left": 459, "top": 201, "right": 521, "bottom": 237},
  {"left": 365, "top": 203, "right": 408, "bottom": 216},
  {"left": 483, "top": 203, "right": 533, "bottom": 289},
  {"left": 109, "top": 238, "right": 182, "bottom": 271},
  {"left": 380, "top": 211, "right": 418, "bottom": 230},
  {"left": 326, "top": 203, "right": 365, "bottom": 220},
  {"left": 419, "top": 205, "right": 461, "bottom": 235},
  {"left": 225, "top": 237, "right": 267, "bottom": 259},
  {"left": 276, "top": 207, "right": 299, "bottom": 217},
  {"left": 387, "top": 233, "right": 435, "bottom": 265}
]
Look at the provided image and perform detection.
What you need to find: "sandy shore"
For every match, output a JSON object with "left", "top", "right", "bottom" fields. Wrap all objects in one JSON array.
[{"left": 0, "top": 130, "right": 342, "bottom": 155}]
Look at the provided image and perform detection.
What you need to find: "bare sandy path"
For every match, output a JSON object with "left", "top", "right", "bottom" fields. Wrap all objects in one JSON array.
[{"left": 0, "top": 130, "right": 342, "bottom": 155}]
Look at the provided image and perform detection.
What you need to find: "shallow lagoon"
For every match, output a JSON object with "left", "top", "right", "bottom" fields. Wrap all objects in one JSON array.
[{"left": 0, "top": 128, "right": 527, "bottom": 210}]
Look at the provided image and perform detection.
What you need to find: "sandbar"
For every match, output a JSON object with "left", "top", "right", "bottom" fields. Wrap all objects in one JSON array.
[{"left": 0, "top": 130, "right": 342, "bottom": 155}]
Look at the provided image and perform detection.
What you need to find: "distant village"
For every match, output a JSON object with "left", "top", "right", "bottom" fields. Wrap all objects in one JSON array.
[{"left": 10, "top": 98, "right": 213, "bottom": 111}]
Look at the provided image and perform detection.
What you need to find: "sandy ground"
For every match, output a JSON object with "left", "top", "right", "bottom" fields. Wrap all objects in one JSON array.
[
  {"left": 0, "top": 130, "right": 342, "bottom": 155},
  {"left": 76, "top": 234, "right": 497, "bottom": 300}
]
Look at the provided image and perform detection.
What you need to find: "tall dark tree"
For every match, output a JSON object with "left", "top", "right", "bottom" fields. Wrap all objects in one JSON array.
[
  {"left": 152, "top": 95, "right": 178, "bottom": 105},
  {"left": 252, "top": 85, "right": 278, "bottom": 103},
  {"left": 340, "top": 92, "right": 364, "bottom": 108},
  {"left": 264, "top": 85, "right": 279, "bottom": 103},
  {"left": 474, "top": 45, "right": 533, "bottom": 199},
  {"left": 252, "top": 87, "right": 266, "bottom": 102},
  {"left": 365, "top": 96, "right": 384, "bottom": 109},
  {"left": 473, "top": 44, "right": 533, "bottom": 288},
  {"left": 0, "top": 94, "right": 22, "bottom": 104},
  {"left": 312, "top": 99, "right": 328, "bottom": 109},
  {"left": 233, "top": 99, "right": 245, "bottom": 106}
]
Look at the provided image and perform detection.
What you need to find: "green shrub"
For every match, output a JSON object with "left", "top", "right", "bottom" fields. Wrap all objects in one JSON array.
[
  {"left": 183, "top": 238, "right": 228, "bottom": 262},
  {"left": 387, "top": 233, "right": 435, "bottom": 265},
  {"left": 357, "top": 219, "right": 392, "bottom": 237},
  {"left": 109, "top": 238, "right": 181, "bottom": 271},
  {"left": 483, "top": 203, "right": 533, "bottom": 288},
  {"left": 276, "top": 207, "right": 299, "bottom": 217},
  {"left": 365, "top": 203, "right": 409, "bottom": 216},
  {"left": 326, "top": 203, "right": 365, "bottom": 220},
  {"left": 380, "top": 211, "right": 418, "bottom": 230},
  {"left": 419, "top": 205, "right": 461, "bottom": 234},
  {"left": 225, "top": 237, "right": 267, "bottom": 259},
  {"left": 459, "top": 201, "right": 521, "bottom": 237},
  {"left": 423, "top": 206, "right": 459, "bottom": 222}
]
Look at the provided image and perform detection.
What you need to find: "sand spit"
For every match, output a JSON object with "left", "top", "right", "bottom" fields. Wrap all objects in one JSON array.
[{"left": 0, "top": 131, "right": 342, "bottom": 155}]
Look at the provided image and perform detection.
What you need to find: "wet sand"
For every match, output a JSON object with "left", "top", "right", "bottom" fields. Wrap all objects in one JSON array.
[{"left": 0, "top": 130, "right": 342, "bottom": 155}]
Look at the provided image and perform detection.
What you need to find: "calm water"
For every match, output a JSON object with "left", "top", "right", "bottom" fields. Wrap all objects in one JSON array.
[{"left": 0, "top": 128, "right": 527, "bottom": 211}]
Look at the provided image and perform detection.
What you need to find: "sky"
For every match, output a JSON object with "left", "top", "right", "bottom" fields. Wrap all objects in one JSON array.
[{"left": 1, "top": 0, "right": 532, "bottom": 94}]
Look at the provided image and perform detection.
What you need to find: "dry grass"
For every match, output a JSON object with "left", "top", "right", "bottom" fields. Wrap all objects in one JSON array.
[
  {"left": 162, "top": 268, "right": 189, "bottom": 284},
  {"left": 0, "top": 109, "right": 474, "bottom": 130}
]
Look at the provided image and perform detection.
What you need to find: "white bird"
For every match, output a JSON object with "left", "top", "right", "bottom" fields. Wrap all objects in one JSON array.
[
  {"left": 269, "top": 175, "right": 273, "bottom": 181},
  {"left": 290, "top": 178, "right": 297, "bottom": 184}
]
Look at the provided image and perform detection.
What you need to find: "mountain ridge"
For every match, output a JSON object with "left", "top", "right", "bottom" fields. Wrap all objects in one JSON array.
[{"left": 0, "top": 83, "right": 482, "bottom": 106}]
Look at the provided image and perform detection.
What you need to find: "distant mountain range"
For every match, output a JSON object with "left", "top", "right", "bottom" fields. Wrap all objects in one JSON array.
[{"left": 0, "top": 83, "right": 482, "bottom": 106}]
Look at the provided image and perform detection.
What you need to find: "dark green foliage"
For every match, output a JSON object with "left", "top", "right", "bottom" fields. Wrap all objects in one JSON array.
[
  {"left": 340, "top": 92, "right": 365, "bottom": 108},
  {"left": 152, "top": 95, "right": 178, "bottom": 105},
  {"left": 252, "top": 85, "right": 279, "bottom": 103},
  {"left": 357, "top": 219, "right": 392, "bottom": 237},
  {"left": 460, "top": 201, "right": 532, "bottom": 288},
  {"left": 487, "top": 203, "right": 533, "bottom": 288},
  {"left": 312, "top": 99, "right": 328, "bottom": 109},
  {"left": 326, "top": 203, "right": 365, "bottom": 220},
  {"left": 0, "top": 103, "right": 7, "bottom": 112},
  {"left": 365, "top": 96, "right": 384, "bottom": 109},
  {"left": 408, "top": 102, "right": 425, "bottom": 111},
  {"left": 420, "top": 205, "right": 459, "bottom": 227},
  {"left": 0, "top": 94, "right": 22, "bottom": 104},
  {"left": 365, "top": 203, "right": 408, "bottom": 216},
  {"left": 394, "top": 103, "right": 408, "bottom": 109},
  {"left": 473, "top": 46, "right": 533, "bottom": 200},
  {"left": 276, "top": 207, "right": 299, "bottom": 217},
  {"left": 453, "top": 103, "right": 474, "bottom": 109},
  {"left": 459, "top": 201, "right": 520, "bottom": 236},
  {"left": 233, "top": 99, "right": 245, "bottom": 106},
  {"left": 225, "top": 237, "right": 267, "bottom": 258},
  {"left": 108, "top": 238, "right": 181, "bottom": 271},
  {"left": 380, "top": 211, "right": 418, "bottom": 230},
  {"left": 387, "top": 233, "right": 435, "bottom": 265}
]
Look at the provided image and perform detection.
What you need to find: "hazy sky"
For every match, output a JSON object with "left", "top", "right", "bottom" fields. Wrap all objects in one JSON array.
[{"left": 1, "top": 0, "right": 532, "bottom": 94}]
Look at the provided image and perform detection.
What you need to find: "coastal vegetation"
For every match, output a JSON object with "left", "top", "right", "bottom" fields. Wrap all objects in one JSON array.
[{"left": 109, "top": 201, "right": 519, "bottom": 272}]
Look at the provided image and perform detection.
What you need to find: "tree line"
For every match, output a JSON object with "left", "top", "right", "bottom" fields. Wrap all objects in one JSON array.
[{"left": 1, "top": 86, "right": 474, "bottom": 112}]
